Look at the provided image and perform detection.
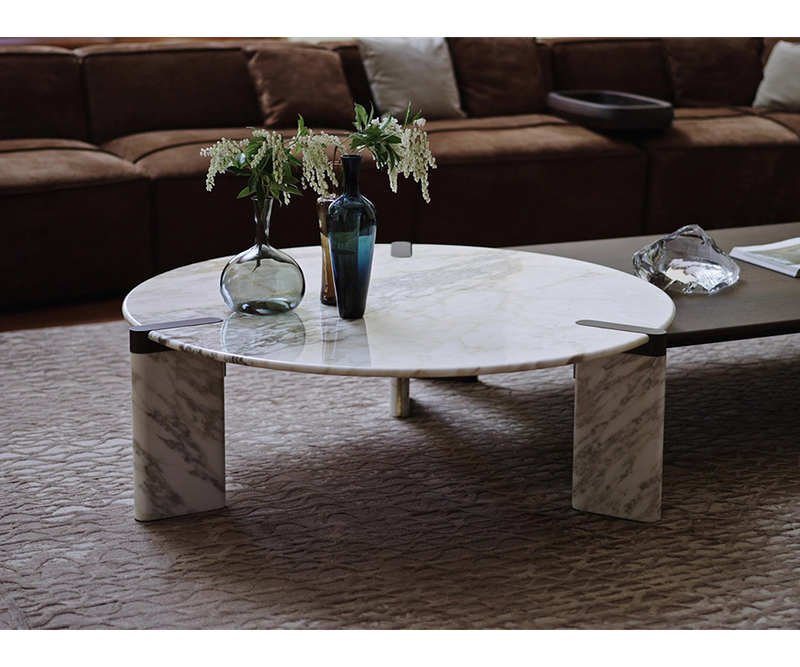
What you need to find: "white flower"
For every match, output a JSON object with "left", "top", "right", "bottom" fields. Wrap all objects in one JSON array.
[
  {"left": 263, "top": 131, "right": 291, "bottom": 202},
  {"left": 397, "top": 121, "right": 436, "bottom": 203},
  {"left": 200, "top": 130, "right": 302, "bottom": 205},
  {"left": 297, "top": 131, "right": 344, "bottom": 197},
  {"left": 199, "top": 106, "right": 437, "bottom": 208},
  {"left": 199, "top": 137, "right": 248, "bottom": 192}
]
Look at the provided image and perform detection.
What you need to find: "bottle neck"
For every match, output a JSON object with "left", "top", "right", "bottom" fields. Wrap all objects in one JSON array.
[
  {"left": 342, "top": 154, "right": 362, "bottom": 197},
  {"left": 253, "top": 197, "right": 273, "bottom": 246}
]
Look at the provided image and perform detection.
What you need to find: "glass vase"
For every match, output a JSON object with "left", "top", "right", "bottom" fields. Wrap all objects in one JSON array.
[
  {"left": 316, "top": 160, "right": 343, "bottom": 306},
  {"left": 316, "top": 193, "right": 338, "bottom": 306},
  {"left": 220, "top": 197, "right": 305, "bottom": 315},
  {"left": 326, "top": 154, "right": 377, "bottom": 320}
]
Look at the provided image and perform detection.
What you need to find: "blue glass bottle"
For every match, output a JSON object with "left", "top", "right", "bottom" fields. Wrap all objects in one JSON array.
[{"left": 326, "top": 154, "right": 377, "bottom": 319}]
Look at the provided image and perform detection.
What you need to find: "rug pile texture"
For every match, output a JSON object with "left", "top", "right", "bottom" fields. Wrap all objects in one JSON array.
[{"left": 1, "top": 321, "right": 799, "bottom": 629}]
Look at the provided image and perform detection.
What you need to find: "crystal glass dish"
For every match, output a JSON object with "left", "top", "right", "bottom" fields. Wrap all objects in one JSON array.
[{"left": 633, "top": 224, "right": 740, "bottom": 294}]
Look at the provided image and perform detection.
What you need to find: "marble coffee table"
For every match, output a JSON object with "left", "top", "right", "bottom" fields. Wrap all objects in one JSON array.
[{"left": 123, "top": 244, "right": 675, "bottom": 524}]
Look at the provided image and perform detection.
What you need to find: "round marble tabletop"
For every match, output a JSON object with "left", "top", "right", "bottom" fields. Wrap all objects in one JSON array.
[{"left": 123, "top": 244, "right": 675, "bottom": 377}]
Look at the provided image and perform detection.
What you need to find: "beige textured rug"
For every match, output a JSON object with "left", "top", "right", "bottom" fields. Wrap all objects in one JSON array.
[{"left": 1, "top": 320, "right": 800, "bottom": 629}]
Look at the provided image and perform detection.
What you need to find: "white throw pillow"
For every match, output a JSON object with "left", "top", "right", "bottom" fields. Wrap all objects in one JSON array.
[
  {"left": 357, "top": 37, "right": 466, "bottom": 120},
  {"left": 753, "top": 40, "right": 800, "bottom": 111}
]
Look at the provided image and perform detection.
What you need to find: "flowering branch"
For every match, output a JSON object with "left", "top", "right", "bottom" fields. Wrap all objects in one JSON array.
[
  {"left": 311, "top": 103, "right": 437, "bottom": 203},
  {"left": 200, "top": 129, "right": 303, "bottom": 210},
  {"left": 200, "top": 102, "right": 437, "bottom": 207}
]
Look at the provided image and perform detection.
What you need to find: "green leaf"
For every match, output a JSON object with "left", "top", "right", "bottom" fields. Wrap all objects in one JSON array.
[
  {"left": 354, "top": 103, "right": 368, "bottom": 128},
  {"left": 403, "top": 102, "right": 413, "bottom": 126},
  {"left": 237, "top": 185, "right": 254, "bottom": 199}
]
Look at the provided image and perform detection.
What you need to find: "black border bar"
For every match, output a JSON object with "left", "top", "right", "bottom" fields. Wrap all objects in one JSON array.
[{"left": 130, "top": 317, "right": 223, "bottom": 354}]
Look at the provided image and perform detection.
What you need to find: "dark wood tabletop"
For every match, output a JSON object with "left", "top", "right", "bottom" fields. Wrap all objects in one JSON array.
[{"left": 516, "top": 222, "right": 800, "bottom": 347}]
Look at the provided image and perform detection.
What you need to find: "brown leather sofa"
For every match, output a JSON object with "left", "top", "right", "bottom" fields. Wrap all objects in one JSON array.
[{"left": 2, "top": 37, "right": 799, "bottom": 310}]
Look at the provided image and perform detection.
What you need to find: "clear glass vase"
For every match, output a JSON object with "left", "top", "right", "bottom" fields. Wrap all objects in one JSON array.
[{"left": 220, "top": 197, "right": 305, "bottom": 315}]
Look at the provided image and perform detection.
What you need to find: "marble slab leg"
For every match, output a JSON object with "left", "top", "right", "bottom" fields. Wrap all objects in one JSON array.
[
  {"left": 131, "top": 348, "right": 226, "bottom": 521},
  {"left": 390, "top": 377, "right": 410, "bottom": 418},
  {"left": 572, "top": 352, "right": 666, "bottom": 523}
]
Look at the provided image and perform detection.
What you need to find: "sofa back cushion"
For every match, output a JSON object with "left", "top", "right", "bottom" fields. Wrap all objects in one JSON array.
[
  {"left": 753, "top": 40, "right": 800, "bottom": 111},
  {"left": 356, "top": 37, "right": 466, "bottom": 120},
  {"left": 446, "top": 37, "right": 547, "bottom": 116},
  {"left": 662, "top": 37, "right": 763, "bottom": 107},
  {"left": 78, "top": 42, "right": 262, "bottom": 144},
  {"left": 543, "top": 38, "right": 673, "bottom": 102},
  {"left": 247, "top": 44, "right": 355, "bottom": 128},
  {"left": 0, "top": 46, "right": 89, "bottom": 141},
  {"left": 762, "top": 37, "right": 800, "bottom": 65},
  {"left": 324, "top": 42, "right": 377, "bottom": 111}
]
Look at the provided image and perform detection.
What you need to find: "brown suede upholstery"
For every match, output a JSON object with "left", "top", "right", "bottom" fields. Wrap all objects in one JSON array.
[
  {"left": 446, "top": 38, "right": 546, "bottom": 117},
  {"left": 0, "top": 46, "right": 88, "bottom": 140},
  {"left": 104, "top": 128, "right": 315, "bottom": 270},
  {"left": 0, "top": 45, "right": 153, "bottom": 308},
  {"left": 4, "top": 37, "right": 800, "bottom": 311},
  {"left": 416, "top": 116, "right": 646, "bottom": 246},
  {"left": 542, "top": 38, "right": 673, "bottom": 102},
  {"left": 77, "top": 42, "right": 262, "bottom": 144},
  {"left": 248, "top": 45, "right": 355, "bottom": 129},
  {"left": 753, "top": 109, "right": 800, "bottom": 139},
  {"left": 662, "top": 38, "right": 763, "bottom": 107},
  {"left": 0, "top": 181, "right": 151, "bottom": 309},
  {"left": 322, "top": 42, "right": 376, "bottom": 111},
  {"left": 630, "top": 110, "right": 800, "bottom": 233},
  {"left": 0, "top": 139, "right": 143, "bottom": 194},
  {"left": 762, "top": 37, "right": 800, "bottom": 64}
]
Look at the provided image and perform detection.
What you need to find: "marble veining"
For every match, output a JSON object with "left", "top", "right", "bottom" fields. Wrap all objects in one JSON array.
[
  {"left": 123, "top": 245, "right": 675, "bottom": 378},
  {"left": 131, "top": 348, "right": 226, "bottom": 521},
  {"left": 124, "top": 244, "right": 675, "bottom": 522},
  {"left": 572, "top": 353, "right": 666, "bottom": 522}
]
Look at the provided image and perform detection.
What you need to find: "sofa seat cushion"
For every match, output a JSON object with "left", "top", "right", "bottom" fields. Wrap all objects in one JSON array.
[
  {"left": 412, "top": 114, "right": 648, "bottom": 247},
  {"left": 422, "top": 114, "right": 570, "bottom": 132},
  {"left": 104, "top": 127, "right": 348, "bottom": 179},
  {"left": 0, "top": 138, "right": 145, "bottom": 195},
  {"left": 672, "top": 107, "right": 746, "bottom": 120},
  {"left": 104, "top": 128, "right": 256, "bottom": 178},
  {"left": 0, "top": 138, "right": 151, "bottom": 308},
  {"left": 639, "top": 110, "right": 799, "bottom": 149},
  {"left": 630, "top": 110, "right": 800, "bottom": 232},
  {"left": 102, "top": 128, "right": 361, "bottom": 272},
  {"left": 749, "top": 109, "right": 800, "bottom": 139},
  {"left": 422, "top": 114, "right": 642, "bottom": 164}
]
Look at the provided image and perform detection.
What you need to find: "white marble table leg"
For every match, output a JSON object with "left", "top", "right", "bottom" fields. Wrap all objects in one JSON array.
[
  {"left": 572, "top": 352, "right": 666, "bottom": 522},
  {"left": 390, "top": 377, "right": 410, "bottom": 418},
  {"left": 131, "top": 347, "right": 226, "bottom": 521}
]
